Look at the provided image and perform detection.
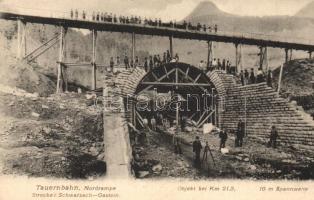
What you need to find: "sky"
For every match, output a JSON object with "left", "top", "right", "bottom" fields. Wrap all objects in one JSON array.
[{"left": 0, "top": 0, "right": 313, "bottom": 21}]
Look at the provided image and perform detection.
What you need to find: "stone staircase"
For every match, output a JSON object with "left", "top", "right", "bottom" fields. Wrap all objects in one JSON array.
[{"left": 209, "top": 71, "right": 314, "bottom": 150}]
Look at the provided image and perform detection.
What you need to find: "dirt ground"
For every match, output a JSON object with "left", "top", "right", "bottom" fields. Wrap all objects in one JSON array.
[
  {"left": 132, "top": 127, "right": 314, "bottom": 180},
  {"left": 0, "top": 88, "right": 105, "bottom": 179}
]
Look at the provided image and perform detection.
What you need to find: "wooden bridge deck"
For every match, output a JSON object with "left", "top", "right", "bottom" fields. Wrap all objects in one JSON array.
[{"left": 1, "top": 11, "right": 314, "bottom": 52}]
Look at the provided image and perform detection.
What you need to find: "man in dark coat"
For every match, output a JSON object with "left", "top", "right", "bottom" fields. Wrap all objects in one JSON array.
[
  {"left": 124, "top": 55, "right": 129, "bottom": 70},
  {"left": 144, "top": 57, "right": 148, "bottom": 72},
  {"left": 250, "top": 68, "right": 255, "bottom": 84},
  {"left": 268, "top": 126, "right": 279, "bottom": 148},
  {"left": 240, "top": 70, "right": 245, "bottom": 86},
  {"left": 193, "top": 136, "right": 202, "bottom": 169},
  {"left": 235, "top": 119, "right": 245, "bottom": 147},
  {"left": 219, "top": 129, "right": 228, "bottom": 150}
]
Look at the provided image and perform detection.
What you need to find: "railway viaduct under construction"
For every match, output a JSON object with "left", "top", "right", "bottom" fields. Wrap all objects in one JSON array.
[{"left": 1, "top": 10, "right": 314, "bottom": 178}]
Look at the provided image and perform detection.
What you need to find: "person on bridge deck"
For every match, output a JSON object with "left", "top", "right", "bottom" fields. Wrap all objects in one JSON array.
[
  {"left": 162, "top": 52, "right": 167, "bottom": 64},
  {"left": 153, "top": 55, "right": 158, "bottom": 68},
  {"left": 222, "top": 59, "right": 226, "bottom": 71},
  {"left": 198, "top": 60, "right": 205, "bottom": 72},
  {"left": 82, "top": 11, "right": 86, "bottom": 20},
  {"left": 203, "top": 24, "right": 207, "bottom": 32},
  {"left": 219, "top": 129, "right": 228, "bottom": 150},
  {"left": 70, "top": 9, "right": 74, "bottom": 19},
  {"left": 240, "top": 70, "right": 245, "bottom": 86},
  {"left": 100, "top": 13, "right": 104, "bottom": 21},
  {"left": 212, "top": 58, "right": 218, "bottom": 70},
  {"left": 256, "top": 68, "right": 265, "bottom": 83},
  {"left": 214, "top": 24, "right": 218, "bottom": 33},
  {"left": 116, "top": 56, "right": 120, "bottom": 66},
  {"left": 208, "top": 26, "right": 212, "bottom": 32},
  {"left": 249, "top": 68, "right": 256, "bottom": 84},
  {"left": 96, "top": 12, "right": 100, "bottom": 21},
  {"left": 166, "top": 50, "right": 171, "bottom": 63},
  {"left": 268, "top": 126, "right": 279, "bottom": 148},
  {"left": 188, "top": 22, "right": 192, "bottom": 30},
  {"left": 226, "top": 60, "right": 230, "bottom": 73},
  {"left": 158, "top": 18, "right": 162, "bottom": 26},
  {"left": 113, "top": 14, "right": 117, "bottom": 23},
  {"left": 144, "top": 57, "right": 148, "bottom": 72},
  {"left": 197, "top": 23, "right": 202, "bottom": 31},
  {"left": 126, "top": 17, "right": 130, "bottom": 24},
  {"left": 157, "top": 55, "right": 161, "bottom": 64},
  {"left": 244, "top": 69, "right": 249, "bottom": 85},
  {"left": 174, "top": 53, "right": 179, "bottom": 62},
  {"left": 235, "top": 119, "right": 245, "bottom": 147},
  {"left": 183, "top": 20, "right": 188, "bottom": 29},
  {"left": 149, "top": 56, "right": 154, "bottom": 71},
  {"left": 217, "top": 59, "right": 222, "bottom": 70},
  {"left": 110, "top": 57, "right": 114, "bottom": 73},
  {"left": 267, "top": 69, "right": 273, "bottom": 87},
  {"left": 74, "top": 9, "right": 78, "bottom": 19},
  {"left": 92, "top": 12, "right": 95, "bottom": 21},
  {"left": 193, "top": 136, "right": 203, "bottom": 169},
  {"left": 124, "top": 55, "right": 130, "bottom": 70},
  {"left": 135, "top": 56, "right": 139, "bottom": 67}
]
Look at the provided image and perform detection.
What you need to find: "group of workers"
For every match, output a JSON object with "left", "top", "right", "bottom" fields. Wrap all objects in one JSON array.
[
  {"left": 107, "top": 50, "right": 179, "bottom": 73},
  {"left": 69, "top": 9, "right": 219, "bottom": 33},
  {"left": 192, "top": 120, "right": 279, "bottom": 169},
  {"left": 198, "top": 58, "right": 233, "bottom": 73},
  {"left": 239, "top": 68, "right": 273, "bottom": 87}
]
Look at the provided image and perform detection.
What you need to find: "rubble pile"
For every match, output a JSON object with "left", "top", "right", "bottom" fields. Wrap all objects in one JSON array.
[
  {"left": 0, "top": 90, "right": 105, "bottom": 178},
  {"left": 130, "top": 131, "right": 201, "bottom": 179}
]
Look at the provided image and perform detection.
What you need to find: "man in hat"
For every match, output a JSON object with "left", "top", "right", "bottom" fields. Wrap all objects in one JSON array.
[{"left": 193, "top": 136, "right": 203, "bottom": 168}]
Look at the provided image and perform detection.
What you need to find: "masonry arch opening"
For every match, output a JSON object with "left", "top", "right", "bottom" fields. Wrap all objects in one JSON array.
[{"left": 129, "top": 62, "right": 219, "bottom": 130}]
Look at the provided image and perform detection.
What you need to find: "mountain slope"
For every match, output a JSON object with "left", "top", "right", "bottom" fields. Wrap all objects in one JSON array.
[
  {"left": 295, "top": 1, "right": 314, "bottom": 19},
  {"left": 185, "top": 1, "right": 234, "bottom": 20}
]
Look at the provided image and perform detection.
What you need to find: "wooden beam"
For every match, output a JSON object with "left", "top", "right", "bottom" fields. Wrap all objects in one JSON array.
[
  {"left": 185, "top": 66, "right": 190, "bottom": 78},
  {"left": 140, "top": 82, "right": 210, "bottom": 87},
  {"left": 197, "top": 110, "right": 214, "bottom": 128},
  {"left": 138, "top": 68, "right": 177, "bottom": 94},
  {"left": 177, "top": 68, "right": 208, "bottom": 91},
  {"left": 194, "top": 73, "right": 202, "bottom": 83},
  {"left": 56, "top": 26, "right": 66, "bottom": 93},
  {"left": 92, "top": 29, "right": 97, "bottom": 90},
  {"left": 151, "top": 72, "right": 158, "bottom": 80}
]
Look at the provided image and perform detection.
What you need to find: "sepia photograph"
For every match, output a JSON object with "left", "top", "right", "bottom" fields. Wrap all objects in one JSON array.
[{"left": 0, "top": 0, "right": 313, "bottom": 199}]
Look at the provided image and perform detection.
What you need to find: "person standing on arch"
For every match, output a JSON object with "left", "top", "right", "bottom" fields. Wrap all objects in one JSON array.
[{"left": 124, "top": 55, "right": 130, "bottom": 70}]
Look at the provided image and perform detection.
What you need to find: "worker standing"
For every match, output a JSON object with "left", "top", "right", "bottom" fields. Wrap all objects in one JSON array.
[
  {"left": 110, "top": 57, "right": 114, "bottom": 73},
  {"left": 219, "top": 129, "right": 228, "bottom": 150},
  {"left": 193, "top": 136, "right": 203, "bottom": 169},
  {"left": 268, "top": 126, "right": 279, "bottom": 148}
]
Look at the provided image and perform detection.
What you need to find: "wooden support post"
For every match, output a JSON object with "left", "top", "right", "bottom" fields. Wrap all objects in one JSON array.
[
  {"left": 207, "top": 41, "right": 213, "bottom": 69},
  {"left": 169, "top": 35, "right": 173, "bottom": 58},
  {"left": 132, "top": 32, "right": 135, "bottom": 67},
  {"left": 285, "top": 48, "right": 289, "bottom": 63},
  {"left": 92, "top": 29, "right": 97, "bottom": 90},
  {"left": 277, "top": 64, "right": 284, "bottom": 94},
  {"left": 259, "top": 47, "right": 263, "bottom": 69},
  {"left": 259, "top": 46, "right": 268, "bottom": 71},
  {"left": 235, "top": 44, "right": 242, "bottom": 74},
  {"left": 56, "top": 26, "right": 66, "bottom": 93},
  {"left": 289, "top": 49, "right": 293, "bottom": 61},
  {"left": 309, "top": 51, "right": 312, "bottom": 59},
  {"left": 17, "top": 20, "right": 27, "bottom": 59}
]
